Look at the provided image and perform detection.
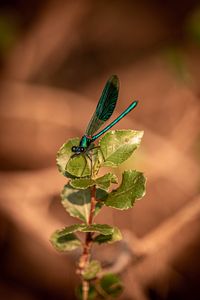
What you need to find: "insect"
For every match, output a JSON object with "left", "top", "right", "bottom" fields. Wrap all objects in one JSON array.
[{"left": 71, "top": 75, "right": 138, "bottom": 156}]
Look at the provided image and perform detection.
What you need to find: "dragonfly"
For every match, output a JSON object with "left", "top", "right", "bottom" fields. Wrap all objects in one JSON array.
[{"left": 71, "top": 75, "right": 138, "bottom": 156}]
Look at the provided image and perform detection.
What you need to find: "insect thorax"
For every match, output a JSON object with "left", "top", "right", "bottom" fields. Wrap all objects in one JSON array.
[{"left": 79, "top": 135, "right": 92, "bottom": 149}]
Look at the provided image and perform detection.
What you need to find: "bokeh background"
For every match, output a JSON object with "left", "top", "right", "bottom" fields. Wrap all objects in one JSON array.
[{"left": 0, "top": 0, "right": 200, "bottom": 299}]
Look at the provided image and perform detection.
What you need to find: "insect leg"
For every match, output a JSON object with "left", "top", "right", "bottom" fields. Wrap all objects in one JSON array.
[{"left": 90, "top": 146, "right": 106, "bottom": 163}]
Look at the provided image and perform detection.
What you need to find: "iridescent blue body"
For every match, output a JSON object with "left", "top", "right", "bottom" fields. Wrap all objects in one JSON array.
[{"left": 71, "top": 75, "right": 138, "bottom": 155}]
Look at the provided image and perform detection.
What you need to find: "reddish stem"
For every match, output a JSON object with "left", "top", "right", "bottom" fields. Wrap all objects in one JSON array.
[{"left": 77, "top": 185, "right": 97, "bottom": 300}]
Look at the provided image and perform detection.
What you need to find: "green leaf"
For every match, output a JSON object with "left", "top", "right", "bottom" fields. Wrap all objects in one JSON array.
[
  {"left": 66, "top": 155, "right": 90, "bottom": 177},
  {"left": 93, "top": 227, "right": 122, "bottom": 244},
  {"left": 50, "top": 229, "right": 81, "bottom": 252},
  {"left": 81, "top": 224, "right": 114, "bottom": 235},
  {"left": 97, "top": 273, "right": 123, "bottom": 298},
  {"left": 76, "top": 284, "right": 97, "bottom": 300},
  {"left": 70, "top": 178, "right": 95, "bottom": 189},
  {"left": 100, "top": 130, "right": 143, "bottom": 167},
  {"left": 56, "top": 138, "right": 90, "bottom": 178},
  {"left": 61, "top": 185, "right": 102, "bottom": 223},
  {"left": 83, "top": 260, "right": 101, "bottom": 280},
  {"left": 105, "top": 170, "right": 146, "bottom": 210},
  {"left": 96, "top": 189, "right": 108, "bottom": 201},
  {"left": 50, "top": 224, "right": 83, "bottom": 252},
  {"left": 56, "top": 138, "right": 78, "bottom": 175},
  {"left": 52, "top": 224, "right": 82, "bottom": 235},
  {"left": 51, "top": 224, "right": 115, "bottom": 252},
  {"left": 95, "top": 173, "right": 118, "bottom": 191},
  {"left": 69, "top": 173, "right": 118, "bottom": 192}
]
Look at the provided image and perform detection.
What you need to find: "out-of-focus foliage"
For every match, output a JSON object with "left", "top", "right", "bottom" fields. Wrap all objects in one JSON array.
[
  {"left": 0, "top": 14, "right": 18, "bottom": 55},
  {"left": 186, "top": 7, "right": 200, "bottom": 44}
]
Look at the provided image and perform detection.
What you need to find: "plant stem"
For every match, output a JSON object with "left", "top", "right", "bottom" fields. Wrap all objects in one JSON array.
[
  {"left": 82, "top": 280, "right": 89, "bottom": 300},
  {"left": 78, "top": 185, "right": 97, "bottom": 300}
]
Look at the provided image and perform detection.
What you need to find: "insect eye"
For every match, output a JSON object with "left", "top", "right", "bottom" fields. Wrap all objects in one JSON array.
[
  {"left": 80, "top": 147, "right": 85, "bottom": 152},
  {"left": 72, "top": 146, "right": 77, "bottom": 152}
]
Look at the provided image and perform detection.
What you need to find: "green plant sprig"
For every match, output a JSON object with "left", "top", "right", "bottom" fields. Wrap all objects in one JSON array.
[{"left": 50, "top": 129, "right": 146, "bottom": 300}]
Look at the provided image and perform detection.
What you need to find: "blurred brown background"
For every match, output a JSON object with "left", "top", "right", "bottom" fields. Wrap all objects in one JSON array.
[{"left": 0, "top": 0, "right": 200, "bottom": 299}]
